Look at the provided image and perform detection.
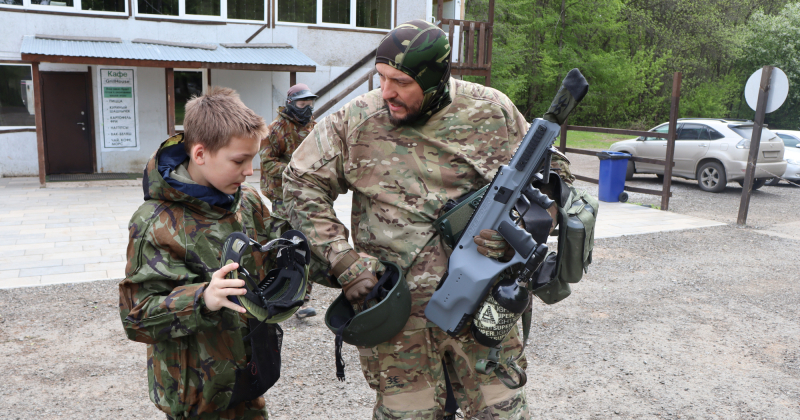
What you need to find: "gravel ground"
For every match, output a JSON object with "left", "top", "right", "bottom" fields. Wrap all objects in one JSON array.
[{"left": 1, "top": 154, "right": 799, "bottom": 419}]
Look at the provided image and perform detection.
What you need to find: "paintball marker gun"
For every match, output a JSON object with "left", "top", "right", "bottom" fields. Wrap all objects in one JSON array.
[{"left": 425, "top": 68, "right": 589, "bottom": 337}]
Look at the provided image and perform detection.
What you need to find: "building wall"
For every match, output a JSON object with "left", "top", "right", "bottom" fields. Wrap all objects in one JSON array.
[
  {"left": 0, "top": 0, "right": 427, "bottom": 176},
  {"left": 0, "top": 131, "right": 38, "bottom": 176}
]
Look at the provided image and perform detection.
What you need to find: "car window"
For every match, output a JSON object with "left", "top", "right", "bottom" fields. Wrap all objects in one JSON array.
[
  {"left": 645, "top": 124, "right": 670, "bottom": 141},
  {"left": 777, "top": 133, "right": 800, "bottom": 148},
  {"left": 677, "top": 123, "right": 707, "bottom": 140},
  {"left": 708, "top": 128, "right": 725, "bottom": 140},
  {"left": 730, "top": 126, "right": 777, "bottom": 142}
]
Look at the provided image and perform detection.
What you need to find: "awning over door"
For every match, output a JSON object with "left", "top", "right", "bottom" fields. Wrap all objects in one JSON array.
[{"left": 20, "top": 35, "right": 317, "bottom": 72}]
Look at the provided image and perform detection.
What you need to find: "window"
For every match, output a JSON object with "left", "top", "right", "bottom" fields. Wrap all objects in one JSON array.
[
  {"left": 277, "top": 0, "right": 315, "bottom": 23},
  {"left": 708, "top": 128, "right": 725, "bottom": 140},
  {"left": 138, "top": 0, "right": 178, "bottom": 15},
  {"left": 81, "top": 0, "right": 125, "bottom": 11},
  {"left": 174, "top": 70, "right": 207, "bottom": 130},
  {"left": 4, "top": 0, "right": 127, "bottom": 14},
  {"left": 0, "top": 65, "right": 36, "bottom": 128},
  {"left": 228, "top": 0, "right": 263, "bottom": 20},
  {"left": 278, "top": 0, "right": 392, "bottom": 30},
  {"left": 677, "top": 124, "right": 708, "bottom": 140},
  {"left": 185, "top": 0, "right": 219, "bottom": 16},
  {"left": 136, "top": 0, "right": 267, "bottom": 21},
  {"left": 777, "top": 134, "right": 799, "bottom": 148},
  {"left": 356, "top": 0, "right": 391, "bottom": 29},
  {"left": 644, "top": 124, "right": 669, "bottom": 141}
]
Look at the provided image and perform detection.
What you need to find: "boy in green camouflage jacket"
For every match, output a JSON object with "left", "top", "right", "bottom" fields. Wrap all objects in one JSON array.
[{"left": 119, "top": 87, "right": 280, "bottom": 420}]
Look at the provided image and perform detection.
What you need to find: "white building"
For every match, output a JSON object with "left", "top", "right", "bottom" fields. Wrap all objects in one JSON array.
[{"left": 0, "top": 0, "right": 470, "bottom": 184}]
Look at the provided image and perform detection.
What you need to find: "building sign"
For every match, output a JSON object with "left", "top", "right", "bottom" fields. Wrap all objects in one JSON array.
[{"left": 100, "top": 68, "right": 138, "bottom": 150}]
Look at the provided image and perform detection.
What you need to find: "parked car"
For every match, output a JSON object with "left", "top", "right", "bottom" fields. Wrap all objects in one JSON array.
[
  {"left": 608, "top": 118, "right": 787, "bottom": 192},
  {"left": 765, "top": 130, "right": 800, "bottom": 185}
]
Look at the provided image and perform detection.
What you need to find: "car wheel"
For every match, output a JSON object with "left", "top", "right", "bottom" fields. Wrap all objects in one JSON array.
[
  {"left": 764, "top": 177, "right": 781, "bottom": 186},
  {"left": 738, "top": 178, "right": 767, "bottom": 190},
  {"left": 625, "top": 160, "right": 635, "bottom": 181},
  {"left": 697, "top": 161, "right": 727, "bottom": 193},
  {"left": 655, "top": 174, "right": 664, "bottom": 182}
]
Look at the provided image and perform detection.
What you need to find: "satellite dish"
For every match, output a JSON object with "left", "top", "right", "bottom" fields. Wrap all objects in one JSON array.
[{"left": 744, "top": 67, "right": 789, "bottom": 113}]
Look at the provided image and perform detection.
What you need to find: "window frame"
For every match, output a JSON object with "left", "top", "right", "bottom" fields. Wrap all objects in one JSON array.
[
  {"left": 0, "top": 0, "right": 129, "bottom": 17},
  {"left": 276, "top": 0, "right": 394, "bottom": 32},
  {"left": 173, "top": 68, "right": 208, "bottom": 132},
  {"left": 0, "top": 63, "right": 37, "bottom": 130}
]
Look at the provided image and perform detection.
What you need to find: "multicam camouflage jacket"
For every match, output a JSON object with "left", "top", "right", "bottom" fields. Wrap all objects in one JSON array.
[
  {"left": 259, "top": 108, "right": 316, "bottom": 203},
  {"left": 119, "top": 135, "right": 282, "bottom": 418},
  {"left": 284, "top": 78, "right": 572, "bottom": 330}
]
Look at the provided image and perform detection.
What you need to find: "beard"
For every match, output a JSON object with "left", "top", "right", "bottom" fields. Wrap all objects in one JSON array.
[{"left": 385, "top": 97, "right": 423, "bottom": 127}]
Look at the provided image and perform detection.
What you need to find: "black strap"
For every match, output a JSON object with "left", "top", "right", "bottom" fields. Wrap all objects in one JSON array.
[
  {"left": 332, "top": 317, "right": 352, "bottom": 381},
  {"left": 363, "top": 267, "right": 394, "bottom": 304}
]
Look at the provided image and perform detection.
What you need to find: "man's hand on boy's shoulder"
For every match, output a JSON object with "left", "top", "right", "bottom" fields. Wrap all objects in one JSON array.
[{"left": 203, "top": 263, "right": 248, "bottom": 313}]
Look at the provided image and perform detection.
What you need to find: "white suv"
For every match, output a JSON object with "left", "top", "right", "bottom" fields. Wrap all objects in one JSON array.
[{"left": 609, "top": 118, "right": 787, "bottom": 192}]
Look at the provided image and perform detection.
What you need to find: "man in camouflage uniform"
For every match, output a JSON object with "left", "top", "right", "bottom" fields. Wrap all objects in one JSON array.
[
  {"left": 120, "top": 87, "right": 284, "bottom": 420},
  {"left": 260, "top": 83, "right": 319, "bottom": 318},
  {"left": 283, "top": 20, "right": 573, "bottom": 419}
]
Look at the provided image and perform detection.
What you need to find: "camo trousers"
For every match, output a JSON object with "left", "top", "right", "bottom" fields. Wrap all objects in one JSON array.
[{"left": 358, "top": 325, "right": 529, "bottom": 419}]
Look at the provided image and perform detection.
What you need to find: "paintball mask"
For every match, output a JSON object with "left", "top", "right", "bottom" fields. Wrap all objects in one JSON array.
[
  {"left": 285, "top": 83, "right": 318, "bottom": 126},
  {"left": 222, "top": 230, "right": 311, "bottom": 324}
]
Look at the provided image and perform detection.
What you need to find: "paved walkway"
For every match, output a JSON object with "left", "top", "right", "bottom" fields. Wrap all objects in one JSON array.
[{"left": 0, "top": 175, "right": 725, "bottom": 289}]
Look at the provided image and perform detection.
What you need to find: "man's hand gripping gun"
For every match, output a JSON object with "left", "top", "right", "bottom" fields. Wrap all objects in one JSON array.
[{"left": 425, "top": 69, "right": 589, "bottom": 336}]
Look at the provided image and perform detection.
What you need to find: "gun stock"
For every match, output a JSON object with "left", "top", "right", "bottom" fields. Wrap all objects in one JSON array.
[{"left": 425, "top": 69, "right": 588, "bottom": 336}]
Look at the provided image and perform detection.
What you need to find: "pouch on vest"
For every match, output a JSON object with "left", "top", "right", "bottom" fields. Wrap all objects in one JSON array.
[
  {"left": 530, "top": 186, "right": 598, "bottom": 304},
  {"left": 530, "top": 252, "right": 571, "bottom": 304},
  {"left": 555, "top": 186, "right": 598, "bottom": 283},
  {"left": 434, "top": 185, "right": 489, "bottom": 250}
]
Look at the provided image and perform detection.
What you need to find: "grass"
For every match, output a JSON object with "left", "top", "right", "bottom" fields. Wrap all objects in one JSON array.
[
  {"left": 628, "top": 201, "right": 661, "bottom": 210},
  {"left": 563, "top": 131, "right": 636, "bottom": 150}
]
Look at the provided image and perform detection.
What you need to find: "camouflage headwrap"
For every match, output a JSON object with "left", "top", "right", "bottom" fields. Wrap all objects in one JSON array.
[{"left": 376, "top": 19, "right": 452, "bottom": 124}]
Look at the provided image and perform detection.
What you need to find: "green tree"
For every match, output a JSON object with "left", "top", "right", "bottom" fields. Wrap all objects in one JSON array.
[
  {"left": 739, "top": 2, "right": 800, "bottom": 128},
  {"left": 465, "top": 0, "right": 792, "bottom": 129}
]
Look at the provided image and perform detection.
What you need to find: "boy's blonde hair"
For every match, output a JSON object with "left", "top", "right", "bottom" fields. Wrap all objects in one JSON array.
[{"left": 183, "top": 86, "right": 267, "bottom": 153}]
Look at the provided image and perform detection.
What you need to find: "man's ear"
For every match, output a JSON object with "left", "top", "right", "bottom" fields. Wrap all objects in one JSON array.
[{"left": 191, "top": 143, "right": 206, "bottom": 166}]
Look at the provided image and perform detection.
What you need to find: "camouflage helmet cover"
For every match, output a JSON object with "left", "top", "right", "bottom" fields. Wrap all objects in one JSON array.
[
  {"left": 376, "top": 19, "right": 451, "bottom": 93},
  {"left": 376, "top": 19, "right": 452, "bottom": 123}
]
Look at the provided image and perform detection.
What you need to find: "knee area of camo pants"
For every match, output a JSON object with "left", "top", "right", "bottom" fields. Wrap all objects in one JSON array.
[{"left": 357, "top": 326, "right": 529, "bottom": 420}]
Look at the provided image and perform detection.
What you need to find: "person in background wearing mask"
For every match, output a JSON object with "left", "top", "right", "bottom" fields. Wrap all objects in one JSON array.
[{"left": 260, "top": 83, "right": 319, "bottom": 318}]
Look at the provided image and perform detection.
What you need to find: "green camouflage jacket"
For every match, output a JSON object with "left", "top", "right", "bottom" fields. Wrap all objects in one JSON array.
[
  {"left": 284, "top": 78, "right": 569, "bottom": 330},
  {"left": 119, "top": 134, "right": 280, "bottom": 418},
  {"left": 259, "top": 108, "right": 316, "bottom": 202}
]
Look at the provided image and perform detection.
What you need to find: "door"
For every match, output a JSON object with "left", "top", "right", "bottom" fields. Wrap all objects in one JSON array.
[
  {"left": 672, "top": 123, "right": 711, "bottom": 177},
  {"left": 635, "top": 123, "right": 672, "bottom": 173},
  {"left": 41, "top": 72, "right": 93, "bottom": 174}
]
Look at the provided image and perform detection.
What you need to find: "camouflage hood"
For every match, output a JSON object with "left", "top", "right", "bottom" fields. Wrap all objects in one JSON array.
[
  {"left": 142, "top": 134, "right": 241, "bottom": 218},
  {"left": 376, "top": 19, "right": 452, "bottom": 124}
]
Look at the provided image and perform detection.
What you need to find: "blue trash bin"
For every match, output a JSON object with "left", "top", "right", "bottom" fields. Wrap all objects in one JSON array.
[{"left": 597, "top": 151, "right": 631, "bottom": 202}]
